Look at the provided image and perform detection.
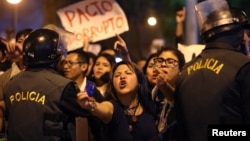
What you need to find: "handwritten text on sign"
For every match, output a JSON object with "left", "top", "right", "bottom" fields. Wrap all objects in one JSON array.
[{"left": 57, "top": 0, "right": 129, "bottom": 43}]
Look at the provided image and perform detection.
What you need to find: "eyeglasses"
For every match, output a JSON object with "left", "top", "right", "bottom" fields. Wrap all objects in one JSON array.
[
  {"left": 153, "top": 57, "right": 179, "bottom": 68},
  {"left": 61, "top": 60, "right": 84, "bottom": 67}
]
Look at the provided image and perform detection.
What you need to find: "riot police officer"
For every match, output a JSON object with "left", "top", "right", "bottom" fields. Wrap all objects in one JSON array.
[
  {"left": 174, "top": 0, "right": 250, "bottom": 141},
  {"left": 3, "top": 29, "right": 88, "bottom": 141}
]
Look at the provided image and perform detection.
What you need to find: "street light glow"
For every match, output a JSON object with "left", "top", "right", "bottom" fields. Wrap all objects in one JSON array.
[
  {"left": 147, "top": 16, "right": 157, "bottom": 26},
  {"left": 7, "top": 0, "right": 22, "bottom": 4}
]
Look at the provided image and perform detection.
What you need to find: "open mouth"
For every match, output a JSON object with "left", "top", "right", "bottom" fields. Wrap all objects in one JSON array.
[{"left": 119, "top": 80, "right": 127, "bottom": 88}]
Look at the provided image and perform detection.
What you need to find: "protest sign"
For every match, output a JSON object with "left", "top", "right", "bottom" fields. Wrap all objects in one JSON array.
[{"left": 57, "top": 0, "right": 129, "bottom": 51}]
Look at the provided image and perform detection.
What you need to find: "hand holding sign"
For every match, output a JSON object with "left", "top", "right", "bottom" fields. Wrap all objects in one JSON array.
[{"left": 82, "top": 36, "right": 93, "bottom": 52}]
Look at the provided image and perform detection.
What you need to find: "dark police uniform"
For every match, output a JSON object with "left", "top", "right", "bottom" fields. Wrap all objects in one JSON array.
[
  {"left": 3, "top": 68, "right": 89, "bottom": 141},
  {"left": 175, "top": 42, "right": 250, "bottom": 141}
]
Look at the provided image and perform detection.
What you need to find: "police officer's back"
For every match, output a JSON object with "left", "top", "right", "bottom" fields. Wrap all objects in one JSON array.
[
  {"left": 175, "top": 0, "right": 250, "bottom": 141},
  {"left": 3, "top": 29, "right": 82, "bottom": 141}
]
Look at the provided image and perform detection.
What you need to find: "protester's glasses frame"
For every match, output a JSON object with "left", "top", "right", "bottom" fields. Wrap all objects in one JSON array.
[{"left": 153, "top": 57, "right": 179, "bottom": 68}]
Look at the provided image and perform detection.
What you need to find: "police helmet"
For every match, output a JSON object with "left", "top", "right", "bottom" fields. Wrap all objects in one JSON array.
[
  {"left": 194, "top": 0, "right": 250, "bottom": 41},
  {"left": 23, "top": 29, "right": 66, "bottom": 67}
]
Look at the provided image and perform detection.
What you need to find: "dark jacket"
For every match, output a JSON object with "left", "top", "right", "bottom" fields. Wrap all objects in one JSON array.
[
  {"left": 175, "top": 42, "right": 250, "bottom": 141},
  {"left": 3, "top": 68, "right": 85, "bottom": 141}
]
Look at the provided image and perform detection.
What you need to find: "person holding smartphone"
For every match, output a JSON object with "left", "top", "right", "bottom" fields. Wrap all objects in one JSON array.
[
  {"left": 77, "top": 61, "right": 158, "bottom": 141},
  {"left": 61, "top": 48, "right": 105, "bottom": 141}
]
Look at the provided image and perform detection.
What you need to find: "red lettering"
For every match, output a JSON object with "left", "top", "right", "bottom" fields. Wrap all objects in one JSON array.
[
  {"left": 102, "top": 20, "right": 109, "bottom": 33},
  {"left": 63, "top": 0, "right": 116, "bottom": 28},
  {"left": 76, "top": 16, "right": 127, "bottom": 41},
  {"left": 85, "top": 1, "right": 113, "bottom": 17},
  {"left": 82, "top": 28, "right": 91, "bottom": 39},
  {"left": 64, "top": 11, "right": 75, "bottom": 27},
  {"left": 77, "top": 8, "right": 90, "bottom": 24},
  {"left": 116, "top": 16, "right": 124, "bottom": 28},
  {"left": 102, "top": 17, "right": 115, "bottom": 33},
  {"left": 86, "top": 2, "right": 98, "bottom": 16},
  {"left": 108, "top": 17, "right": 115, "bottom": 30},
  {"left": 75, "top": 33, "right": 83, "bottom": 41},
  {"left": 91, "top": 1, "right": 103, "bottom": 15},
  {"left": 62, "top": 35, "right": 74, "bottom": 44},
  {"left": 101, "top": 1, "right": 113, "bottom": 12},
  {"left": 90, "top": 27, "right": 100, "bottom": 38}
]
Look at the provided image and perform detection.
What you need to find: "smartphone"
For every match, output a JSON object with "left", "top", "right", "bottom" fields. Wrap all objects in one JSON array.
[{"left": 86, "top": 81, "right": 95, "bottom": 97}]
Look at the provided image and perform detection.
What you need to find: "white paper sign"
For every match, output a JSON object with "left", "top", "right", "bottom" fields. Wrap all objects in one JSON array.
[
  {"left": 178, "top": 43, "right": 205, "bottom": 62},
  {"left": 57, "top": 0, "right": 129, "bottom": 45}
]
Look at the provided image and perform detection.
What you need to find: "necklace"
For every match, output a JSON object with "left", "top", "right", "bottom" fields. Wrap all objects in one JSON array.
[{"left": 121, "top": 101, "right": 140, "bottom": 132}]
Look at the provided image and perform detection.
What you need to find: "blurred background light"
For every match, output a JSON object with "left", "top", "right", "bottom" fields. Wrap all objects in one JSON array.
[
  {"left": 147, "top": 16, "right": 157, "bottom": 26},
  {"left": 6, "top": 0, "right": 21, "bottom": 4}
]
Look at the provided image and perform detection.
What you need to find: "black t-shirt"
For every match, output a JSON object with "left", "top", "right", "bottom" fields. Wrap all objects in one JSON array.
[{"left": 106, "top": 100, "right": 158, "bottom": 141}]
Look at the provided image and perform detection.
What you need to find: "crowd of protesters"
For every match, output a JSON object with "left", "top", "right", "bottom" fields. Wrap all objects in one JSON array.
[{"left": 0, "top": 0, "right": 250, "bottom": 141}]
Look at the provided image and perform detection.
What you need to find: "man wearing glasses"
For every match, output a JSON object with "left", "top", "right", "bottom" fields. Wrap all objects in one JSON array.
[{"left": 61, "top": 48, "right": 105, "bottom": 141}]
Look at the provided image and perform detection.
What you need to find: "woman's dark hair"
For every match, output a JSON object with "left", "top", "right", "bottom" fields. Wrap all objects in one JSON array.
[
  {"left": 15, "top": 28, "right": 33, "bottom": 41},
  {"left": 96, "top": 53, "right": 116, "bottom": 66},
  {"left": 88, "top": 53, "right": 116, "bottom": 83},
  {"left": 142, "top": 53, "right": 157, "bottom": 74},
  {"left": 106, "top": 61, "right": 156, "bottom": 115},
  {"left": 142, "top": 53, "right": 158, "bottom": 91},
  {"left": 156, "top": 46, "right": 186, "bottom": 71}
]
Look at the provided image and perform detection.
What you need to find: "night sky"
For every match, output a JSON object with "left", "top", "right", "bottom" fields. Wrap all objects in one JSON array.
[{"left": 0, "top": 0, "right": 43, "bottom": 38}]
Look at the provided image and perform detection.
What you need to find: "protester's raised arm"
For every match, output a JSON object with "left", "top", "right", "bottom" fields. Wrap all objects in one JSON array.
[{"left": 114, "top": 34, "right": 132, "bottom": 62}]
